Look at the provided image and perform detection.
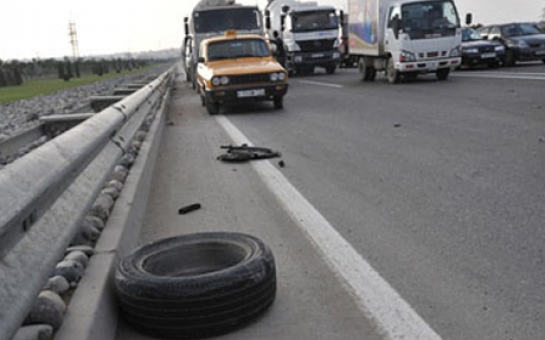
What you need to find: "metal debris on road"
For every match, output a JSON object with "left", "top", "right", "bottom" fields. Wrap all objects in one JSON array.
[{"left": 217, "top": 144, "right": 282, "bottom": 163}]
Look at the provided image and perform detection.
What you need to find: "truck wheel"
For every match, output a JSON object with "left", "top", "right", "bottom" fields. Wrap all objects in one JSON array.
[
  {"left": 273, "top": 96, "right": 284, "bottom": 109},
  {"left": 386, "top": 58, "right": 400, "bottom": 84},
  {"left": 358, "top": 58, "right": 375, "bottom": 82},
  {"left": 436, "top": 68, "right": 450, "bottom": 81},
  {"left": 115, "top": 232, "right": 276, "bottom": 339}
]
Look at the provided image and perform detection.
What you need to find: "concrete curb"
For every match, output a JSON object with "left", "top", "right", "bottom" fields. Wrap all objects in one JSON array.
[{"left": 54, "top": 79, "right": 171, "bottom": 340}]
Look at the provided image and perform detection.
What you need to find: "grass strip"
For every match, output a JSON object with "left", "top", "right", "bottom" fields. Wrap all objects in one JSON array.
[{"left": 0, "top": 67, "right": 154, "bottom": 105}]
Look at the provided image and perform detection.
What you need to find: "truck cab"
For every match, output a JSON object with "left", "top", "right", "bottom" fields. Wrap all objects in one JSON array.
[{"left": 265, "top": 0, "right": 342, "bottom": 75}]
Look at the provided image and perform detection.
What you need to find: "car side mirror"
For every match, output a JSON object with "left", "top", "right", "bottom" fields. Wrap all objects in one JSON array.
[{"left": 391, "top": 15, "right": 402, "bottom": 39}]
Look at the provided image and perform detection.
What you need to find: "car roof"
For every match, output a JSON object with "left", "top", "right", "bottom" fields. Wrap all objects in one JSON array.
[{"left": 203, "top": 33, "right": 265, "bottom": 45}]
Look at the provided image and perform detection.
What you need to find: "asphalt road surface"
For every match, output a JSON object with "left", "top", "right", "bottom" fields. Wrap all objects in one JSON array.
[{"left": 117, "top": 63, "right": 545, "bottom": 340}]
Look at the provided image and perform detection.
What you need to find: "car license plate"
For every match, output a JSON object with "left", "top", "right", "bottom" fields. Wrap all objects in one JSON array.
[
  {"left": 312, "top": 53, "right": 324, "bottom": 58},
  {"left": 481, "top": 52, "right": 496, "bottom": 59},
  {"left": 237, "top": 89, "right": 265, "bottom": 98},
  {"left": 535, "top": 50, "right": 545, "bottom": 56}
]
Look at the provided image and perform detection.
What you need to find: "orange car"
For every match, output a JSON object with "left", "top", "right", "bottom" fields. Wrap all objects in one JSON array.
[{"left": 196, "top": 31, "right": 289, "bottom": 115}]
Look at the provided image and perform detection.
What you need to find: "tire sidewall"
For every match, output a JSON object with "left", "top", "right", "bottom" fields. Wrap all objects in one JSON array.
[{"left": 116, "top": 232, "right": 274, "bottom": 299}]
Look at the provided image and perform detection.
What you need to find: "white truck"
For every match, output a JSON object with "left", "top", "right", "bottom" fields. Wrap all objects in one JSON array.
[
  {"left": 182, "top": 0, "right": 264, "bottom": 88},
  {"left": 264, "top": 0, "right": 343, "bottom": 74},
  {"left": 347, "top": 0, "right": 465, "bottom": 83}
]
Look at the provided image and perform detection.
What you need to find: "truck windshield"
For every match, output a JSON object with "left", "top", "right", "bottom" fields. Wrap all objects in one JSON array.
[
  {"left": 208, "top": 39, "right": 270, "bottom": 61},
  {"left": 401, "top": 1, "right": 460, "bottom": 40},
  {"left": 193, "top": 8, "right": 262, "bottom": 34},
  {"left": 290, "top": 10, "right": 338, "bottom": 33}
]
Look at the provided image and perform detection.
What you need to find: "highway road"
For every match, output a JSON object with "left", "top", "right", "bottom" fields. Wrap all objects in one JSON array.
[{"left": 117, "top": 64, "right": 545, "bottom": 340}]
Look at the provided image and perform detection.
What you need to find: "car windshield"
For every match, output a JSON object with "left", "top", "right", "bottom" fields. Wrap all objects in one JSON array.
[
  {"left": 401, "top": 0, "right": 460, "bottom": 40},
  {"left": 290, "top": 10, "right": 338, "bottom": 32},
  {"left": 462, "top": 28, "right": 483, "bottom": 42},
  {"left": 193, "top": 8, "right": 262, "bottom": 34},
  {"left": 208, "top": 39, "right": 270, "bottom": 61},
  {"left": 500, "top": 23, "right": 541, "bottom": 37}
]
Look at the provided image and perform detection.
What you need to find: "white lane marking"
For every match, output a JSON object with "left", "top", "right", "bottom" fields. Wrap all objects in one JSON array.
[
  {"left": 453, "top": 72, "right": 545, "bottom": 81},
  {"left": 297, "top": 79, "right": 344, "bottom": 88},
  {"left": 216, "top": 115, "right": 443, "bottom": 340}
]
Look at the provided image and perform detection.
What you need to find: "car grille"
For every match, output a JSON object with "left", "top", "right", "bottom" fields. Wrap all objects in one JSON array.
[
  {"left": 228, "top": 73, "right": 271, "bottom": 85},
  {"left": 529, "top": 43, "right": 544, "bottom": 49},
  {"left": 479, "top": 46, "right": 495, "bottom": 53},
  {"left": 297, "top": 39, "right": 336, "bottom": 52}
]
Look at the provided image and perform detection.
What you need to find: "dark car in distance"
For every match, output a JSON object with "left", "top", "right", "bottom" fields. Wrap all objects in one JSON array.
[
  {"left": 478, "top": 23, "right": 545, "bottom": 66},
  {"left": 461, "top": 28, "right": 505, "bottom": 68}
]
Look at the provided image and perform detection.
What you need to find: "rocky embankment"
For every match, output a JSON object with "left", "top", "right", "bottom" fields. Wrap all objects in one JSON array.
[{"left": 0, "top": 65, "right": 171, "bottom": 142}]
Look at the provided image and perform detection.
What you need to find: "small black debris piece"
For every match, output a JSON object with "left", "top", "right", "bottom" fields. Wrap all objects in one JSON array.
[
  {"left": 217, "top": 145, "right": 281, "bottom": 163},
  {"left": 178, "top": 203, "right": 202, "bottom": 215},
  {"left": 278, "top": 160, "right": 285, "bottom": 168},
  {"left": 393, "top": 123, "right": 401, "bottom": 128}
]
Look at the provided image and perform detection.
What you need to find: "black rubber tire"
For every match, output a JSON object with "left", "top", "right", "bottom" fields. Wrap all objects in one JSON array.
[
  {"left": 115, "top": 232, "right": 276, "bottom": 339},
  {"left": 386, "top": 58, "right": 400, "bottom": 84},
  {"left": 358, "top": 58, "right": 373, "bottom": 81},
  {"left": 504, "top": 50, "right": 515, "bottom": 67},
  {"left": 205, "top": 97, "right": 219, "bottom": 115},
  {"left": 273, "top": 96, "right": 284, "bottom": 109}
]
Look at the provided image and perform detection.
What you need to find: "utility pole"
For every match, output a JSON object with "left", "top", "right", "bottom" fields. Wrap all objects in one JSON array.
[{"left": 69, "top": 21, "right": 80, "bottom": 59}]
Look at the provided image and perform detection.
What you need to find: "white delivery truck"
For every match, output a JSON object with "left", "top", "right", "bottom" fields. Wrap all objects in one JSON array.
[
  {"left": 347, "top": 0, "right": 465, "bottom": 83},
  {"left": 264, "top": 0, "right": 343, "bottom": 74},
  {"left": 182, "top": 0, "right": 264, "bottom": 88}
]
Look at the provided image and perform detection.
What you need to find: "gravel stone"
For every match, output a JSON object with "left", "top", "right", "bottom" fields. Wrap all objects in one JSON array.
[
  {"left": 54, "top": 260, "right": 84, "bottom": 284},
  {"left": 43, "top": 276, "right": 70, "bottom": 295},
  {"left": 13, "top": 324, "right": 53, "bottom": 340},
  {"left": 24, "top": 290, "right": 66, "bottom": 330},
  {"left": 84, "top": 215, "right": 106, "bottom": 231},
  {"left": 64, "top": 250, "right": 90, "bottom": 268},
  {"left": 89, "top": 194, "right": 115, "bottom": 220},
  {"left": 65, "top": 245, "right": 94, "bottom": 257}
]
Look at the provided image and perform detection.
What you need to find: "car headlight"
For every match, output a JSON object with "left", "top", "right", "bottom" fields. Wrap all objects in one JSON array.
[
  {"left": 507, "top": 40, "right": 528, "bottom": 49},
  {"left": 278, "top": 72, "right": 286, "bottom": 81},
  {"left": 463, "top": 48, "right": 479, "bottom": 54},
  {"left": 449, "top": 45, "right": 462, "bottom": 57},
  {"left": 399, "top": 50, "right": 416, "bottom": 62},
  {"left": 211, "top": 76, "right": 229, "bottom": 86},
  {"left": 270, "top": 73, "right": 279, "bottom": 81},
  {"left": 494, "top": 45, "right": 505, "bottom": 52}
]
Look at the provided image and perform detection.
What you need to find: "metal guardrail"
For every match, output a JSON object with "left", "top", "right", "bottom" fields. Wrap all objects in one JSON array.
[{"left": 0, "top": 68, "right": 174, "bottom": 340}]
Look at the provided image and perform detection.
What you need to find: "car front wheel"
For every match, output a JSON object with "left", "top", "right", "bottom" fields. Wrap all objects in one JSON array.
[{"left": 273, "top": 96, "right": 284, "bottom": 109}]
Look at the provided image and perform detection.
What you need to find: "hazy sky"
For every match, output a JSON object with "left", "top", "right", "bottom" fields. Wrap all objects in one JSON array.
[{"left": 1, "top": 0, "right": 544, "bottom": 60}]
